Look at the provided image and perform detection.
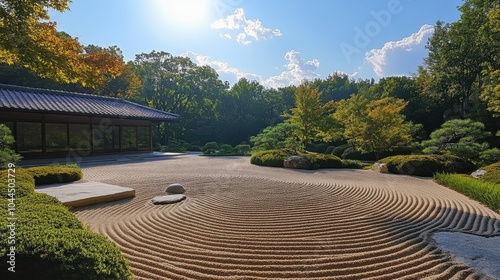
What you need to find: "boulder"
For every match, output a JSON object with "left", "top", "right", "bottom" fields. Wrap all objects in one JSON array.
[
  {"left": 166, "top": 183, "right": 185, "bottom": 194},
  {"left": 371, "top": 163, "right": 389, "bottom": 173},
  {"left": 152, "top": 194, "right": 186, "bottom": 205},
  {"left": 283, "top": 156, "right": 313, "bottom": 170},
  {"left": 471, "top": 169, "right": 487, "bottom": 179}
]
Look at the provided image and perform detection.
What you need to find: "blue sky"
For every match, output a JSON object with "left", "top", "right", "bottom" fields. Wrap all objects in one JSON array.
[{"left": 49, "top": 0, "right": 464, "bottom": 88}]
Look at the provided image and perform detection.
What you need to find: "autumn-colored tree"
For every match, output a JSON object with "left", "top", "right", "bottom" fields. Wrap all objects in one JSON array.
[
  {"left": 333, "top": 95, "right": 412, "bottom": 159},
  {"left": 0, "top": 0, "right": 124, "bottom": 88}
]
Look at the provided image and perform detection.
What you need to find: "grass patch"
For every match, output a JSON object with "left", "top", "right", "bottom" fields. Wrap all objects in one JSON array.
[{"left": 434, "top": 173, "right": 500, "bottom": 213}]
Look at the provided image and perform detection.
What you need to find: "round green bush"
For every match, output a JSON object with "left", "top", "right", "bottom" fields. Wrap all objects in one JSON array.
[
  {"left": 303, "top": 153, "right": 344, "bottom": 169},
  {"left": 379, "top": 154, "right": 476, "bottom": 177},
  {"left": 325, "top": 146, "right": 336, "bottom": 155},
  {"left": 332, "top": 144, "right": 351, "bottom": 157},
  {"left": 202, "top": 142, "right": 219, "bottom": 152},
  {"left": 250, "top": 149, "right": 294, "bottom": 167}
]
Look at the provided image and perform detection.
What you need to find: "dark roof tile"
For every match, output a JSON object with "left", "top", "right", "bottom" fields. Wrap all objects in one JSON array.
[{"left": 0, "top": 84, "right": 179, "bottom": 121}]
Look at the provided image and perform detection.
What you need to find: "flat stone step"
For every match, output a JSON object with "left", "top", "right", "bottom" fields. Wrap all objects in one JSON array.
[
  {"left": 152, "top": 194, "right": 186, "bottom": 205},
  {"left": 36, "top": 181, "right": 135, "bottom": 208}
]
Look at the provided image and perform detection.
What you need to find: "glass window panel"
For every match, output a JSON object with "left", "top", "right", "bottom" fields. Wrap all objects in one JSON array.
[
  {"left": 93, "top": 124, "right": 118, "bottom": 150},
  {"left": 137, "top": 127, "right": 150, "bottom": 149},
  {"left": 69, "top": 124, "right": 90, "bottom": 150},
  {"left": 16, "top": 122, "right": 42, "bottom": 153},
  {"left": 113, "top": 126, "right": 120, "bottom": 150},
  {"left": 46, "top": 123, "right": 68, "bottom": 152},
  {"left": 122, "top": 127, "right": 137, "bottom": 150}
]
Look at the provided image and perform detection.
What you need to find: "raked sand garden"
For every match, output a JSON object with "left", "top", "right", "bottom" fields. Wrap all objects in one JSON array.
[{"left": 74, "top": 155, "right": 500, "bottom": 279}]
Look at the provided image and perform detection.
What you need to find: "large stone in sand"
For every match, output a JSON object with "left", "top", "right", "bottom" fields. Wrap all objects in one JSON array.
[
  {"left": 166, "top": 183, "right": 186, "bottom": 194},
  {"left": 283, "top": 156, "right": 313, "bottom": 170},
  {"left": 371, "top": 163, "right": 389, "bottom": 173},
  {"left": 152, "top": 194, "right": 186, "bottom": 205}
]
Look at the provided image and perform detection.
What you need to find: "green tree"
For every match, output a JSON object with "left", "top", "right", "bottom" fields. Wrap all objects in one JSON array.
[
  {"left": 333, "top": 95, "right": 412, "bottom": 159},
  {"left": 422, "top": 119, "right": 491, "bottom": 161},
  {"left": 131, "top": 51, "right": 228, "bottom": 144},
  {"left": 250, "top": 122, "right": 300, "bottom": 152},
  {"left": 424, "top": 0, "right": 499, "bottom": 119},
  {"left": 480, "top": 5, "right": 500, "bottom": 115},
  {"left": 286, "top": 83, "right": 332, "bottom": 146},
  {"left": 0, "top": 124, "right": 21, "bottom": 168}
]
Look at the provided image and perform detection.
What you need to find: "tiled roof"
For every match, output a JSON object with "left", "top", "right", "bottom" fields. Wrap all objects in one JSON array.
[{"left": 0, "top": 84, "right": 179, "bottom": 121}]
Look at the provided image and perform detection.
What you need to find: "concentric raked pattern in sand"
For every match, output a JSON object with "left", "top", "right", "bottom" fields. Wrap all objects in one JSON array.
[{"left": 74, "top": 156, "right": 500, "bottom": 280}]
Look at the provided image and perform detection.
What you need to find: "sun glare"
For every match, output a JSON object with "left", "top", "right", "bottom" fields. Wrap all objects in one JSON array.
[{"left": 155, "top": 0, "right": 209, "bottom": 28}]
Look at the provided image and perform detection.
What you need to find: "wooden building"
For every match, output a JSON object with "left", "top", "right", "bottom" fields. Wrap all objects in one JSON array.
[{"left": 0, "top": 84, "right": 179, "bottom": 158}]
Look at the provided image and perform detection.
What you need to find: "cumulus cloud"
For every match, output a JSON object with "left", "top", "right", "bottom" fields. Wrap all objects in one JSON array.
[
  {"left": 262, "top": 50, "right": 320, "bottom": 88},
  {"left": 210, "top": 8, "right": 282, "bottom": 44},
  {"left": 365, "top": 24, "right": 435, "bottom": 77},
  {"left": 183, "top": 51, "right": 262, "bottom": 81},
  {"left": 183, "top": 50, "right": 321, "bottom": 89}
]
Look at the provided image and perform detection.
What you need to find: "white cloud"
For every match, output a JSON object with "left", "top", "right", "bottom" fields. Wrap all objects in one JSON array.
[
  {"left": 365, "top": 24, "right": 435, "bottom": 77},
  {"left": 183, "top": 50, "right": 321, "bottom": 89},
  {"left": 183, "top": 51, "right": 262, "bottom": 81},
  {"left": 262, "top": 50, "right": 320, "bottom": 88},
  {"left": 210, "top": 8, "right": 282, "bottom": 44}
]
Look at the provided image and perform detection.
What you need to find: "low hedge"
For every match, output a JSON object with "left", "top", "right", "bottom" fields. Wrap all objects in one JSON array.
[
  {"left": 480, "top": 162, "right": 500, "bottom": 184},
  {"left": 0, "top": 166, "right": 132, "bottom": 279},
  {"left": 0, "top": 169, "right": 35, "bottom": 198},
  {"left": 26, "top": 165, "right": 83, "bottom": 186},
  {"left": 379, "top": 154, "right": 476, "bottom": 177}
]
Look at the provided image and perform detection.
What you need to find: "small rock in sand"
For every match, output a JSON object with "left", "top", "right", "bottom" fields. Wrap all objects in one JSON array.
[{"left": 166, "top": 183, "right": 186, "bottom": 194}]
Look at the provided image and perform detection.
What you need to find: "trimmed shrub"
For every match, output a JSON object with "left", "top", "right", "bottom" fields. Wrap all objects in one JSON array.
[
  {"left": 235, "top": 144, "right": 251, "bottom": 155},
  {"left": 0, "top": 168, "right": 35, "bottom": 198},
  {"left": 481, "top": 162, "right": 500, "bottom": 184},
  {"left": 0, "top": 228, "right": 133, "bottom": 280},
  {"left": 26, "top": 165, "right": 83, "bottom": 186},
  {"left": 202, "top": 142, "right": 219, "bottom": 152},
  {"left": 379, "top": 154, "right": 476, "bottom": 177},
  {"left": 303, "top": 153, "right": 344, "bottom": 169},
  {"left": 332, "top": 144, "right": 351, "bottom": 157},
  {"left": 220, "top": 144, "right": 233, "bottom": 154},
  {"left": 325, "top": 146, "right": 336, "bottom": 155},
  {"left": 250, "top": 149, "right": 294, "bottom": 167},
  {"left": 0, "top": 166, "right": 133, "bottom": 279}
]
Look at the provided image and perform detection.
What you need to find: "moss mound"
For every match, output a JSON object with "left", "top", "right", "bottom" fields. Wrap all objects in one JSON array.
[
  {"left": 250, "top": 149, "right": 294, "bottom": 167},
  {"left": 303, "top": 153, "right": 344, "bottom": 169},
  {"left": 379, "top": 154, "right": 476, "bottom": 177},
  {"left": 480, "top": 162, "right": 500, "bottom": 184}
]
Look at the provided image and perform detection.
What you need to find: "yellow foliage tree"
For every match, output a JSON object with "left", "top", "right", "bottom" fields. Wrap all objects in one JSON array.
[{"left": 333, "top": 95, "right": 412, "bottom": 159}]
